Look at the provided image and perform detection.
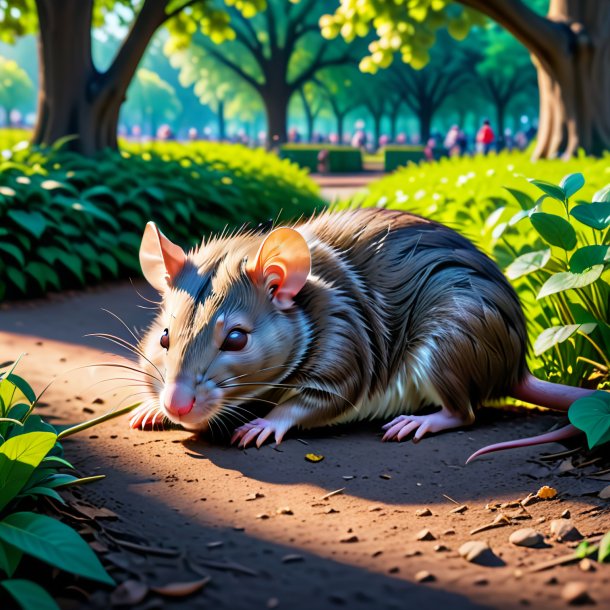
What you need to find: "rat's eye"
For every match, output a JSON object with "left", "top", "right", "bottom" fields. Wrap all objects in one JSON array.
[
  {"left": 160, "top": 329, "right": 169, "bottom": 350},
  {"left": 221, "top": 328, "right": 248, "bottom": 351}
]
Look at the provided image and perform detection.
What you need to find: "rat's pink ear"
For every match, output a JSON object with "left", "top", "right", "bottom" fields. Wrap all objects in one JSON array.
[
  {"left": 247, "top": 227, "right": 311, "bottom": 310},
  {"left": 139, "top": 222, "right": 187, "bottom": 292}
]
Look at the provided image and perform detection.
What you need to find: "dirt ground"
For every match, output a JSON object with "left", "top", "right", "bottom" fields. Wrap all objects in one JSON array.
[{"left": 1, "top": 280, "right": 609, "bottom": 610}]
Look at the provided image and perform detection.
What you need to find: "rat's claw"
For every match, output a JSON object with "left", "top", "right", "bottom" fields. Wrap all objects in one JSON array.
[
  {"left": 231, "top": 417, "right": 290, "bottom": 449},
  {"left": 382, "top": 408, "right": 469, "bottom": 442}
]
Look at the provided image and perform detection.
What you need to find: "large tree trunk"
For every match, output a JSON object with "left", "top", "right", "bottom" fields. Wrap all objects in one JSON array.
[
  {"left": 419, "top": 108, "right": 432, "bottom": 143},
  {"left": 262, "top": 88, "right": 290, "bottom": 148},
  {"left": 533, "top": 1, "right": 610, "bottom": 158},
  {"left": 336, "top": 111, "right": 345, "bottom": 144},
  {"left": 32, "top": 0, "right": 167, "bottom": 156},
  {"left": 461, "top": 0, "right": 610, "bottom": 159}
]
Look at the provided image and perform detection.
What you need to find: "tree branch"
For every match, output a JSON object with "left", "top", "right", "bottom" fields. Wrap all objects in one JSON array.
[
  {"left": 199, "top": 41, "right": 263, "bottom": 91},
  {"left": 291, "top": 46, "right": 353, "bottom": 91},
  {"left": 458, "top": 0, "right": 569, "bottom": 70},
  {"left": 228, "top": 6, "right": 267, "bottom": 69}
]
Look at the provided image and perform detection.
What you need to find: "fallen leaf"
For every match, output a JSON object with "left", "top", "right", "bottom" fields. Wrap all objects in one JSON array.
[
  {"left": 151, "top": 577, "right": 211, "bottom": 597},
  {"left": 537, "top": 486, "right": 558, "bottom": 500},
  {"left": 305, "top": 453, "right": 324, "bottom": 463},
  {"left": 110, "top": 580, "right": 148, "bottom": 606}
]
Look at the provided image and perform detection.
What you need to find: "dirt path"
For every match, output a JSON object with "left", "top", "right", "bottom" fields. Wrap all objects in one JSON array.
[{"left": 1, "top": 281, "right": 609, "bottom": 610}]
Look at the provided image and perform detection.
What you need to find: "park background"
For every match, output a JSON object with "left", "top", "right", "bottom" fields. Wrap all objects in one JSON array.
[{"left": 0, "top": 1, "right": 609, "bottom": 610}]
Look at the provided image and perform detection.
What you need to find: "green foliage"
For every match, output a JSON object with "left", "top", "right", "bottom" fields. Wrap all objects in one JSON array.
[
  {"left": 279, "top": 144, "right": 362, "bottom": 172},
  {"left": 568, "top": 392, "right": 610, "bottom": 450},
  {"left": 0, "top": 360, "right": 114, "bottom": 610},
  {"left": 0, "top": 56, "right": 34, "bottom": 119},
  {"left": 343, "top": 153, "right": 610, "bottom": 387},
  {"left": 321, "top": 0, "right": 486, "bottom": 72},
  {"left": 0, "top": 136, "right": 322, "bottom": 299}
]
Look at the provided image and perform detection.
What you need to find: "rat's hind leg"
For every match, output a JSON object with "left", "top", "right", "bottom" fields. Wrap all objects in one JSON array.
[{"left": 382, "top": 405, "right": 474, "bottom": 442}]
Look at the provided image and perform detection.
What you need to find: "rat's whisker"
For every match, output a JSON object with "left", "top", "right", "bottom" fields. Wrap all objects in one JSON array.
[
  {"left": 101, "top": 308, "right": 142, "bottom": 343},
  {"left": 88, "top": 332, "right": 165, "bottom": 383},
  {"left": 81, "top": 362, "right": 163, "bottom": 383}
]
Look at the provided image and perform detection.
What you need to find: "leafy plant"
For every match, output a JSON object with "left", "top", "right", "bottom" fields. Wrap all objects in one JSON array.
[
  {"left": 0, "top": 359, "right": 115, "bottom": 610},
  {"left": 497, "top": 173, "right": 610, "bottom": 387},
  {"left": 0, "top": 135, "right": 323, "bottom": 300}
]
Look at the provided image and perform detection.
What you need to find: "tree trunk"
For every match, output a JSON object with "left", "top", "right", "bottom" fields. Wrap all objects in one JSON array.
[
  {"left": 419, "top": 108, "right": 432, "bottom": 143},
  {"left": 533, "top": 1, "right": 610, "bottom": 158},
  {"left": 390, "top": 110, "right": 399, "bottom": 142},
  {"left": 262, "top": 88, "right": 290, "bottom": 148},
  {"left": 372, "top": 114, "right": 381, "bottom": 150},
  {"left": 217, "top": 101, "right": 226, "bottom": 140},
  {"left": 461, "top": 0, "right": 609, "bottom": 159},
  {"left": 336, "top": 112, "right": 345, "bottom": 144},
  {"left": 32, "top": 0, "right": 168, "bottom": 156},
  {"left": 496, "top": 103, "right": 506, "bottom": 150}
]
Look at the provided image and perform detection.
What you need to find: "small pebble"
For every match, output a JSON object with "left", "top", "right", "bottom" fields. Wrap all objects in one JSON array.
[
  {"left": 256, "top": 513, "right": 270, "bottom": 520},
  {"left": 415, "top": 570, "right": 435, "bottom": 583},
  {"left": 550, "top": 519, "right": 583, "bottom": 542},
  {"left": 561, "top": 582, "right": 595, "bottom": 605},
  {"left": 579, "top": 558, "right": 595, "bottom": 572},
  {"left": 325, "top": 507, "right": 339, "bottom": 514},
  {"left": 380, "top": 474, "right": 392, "bottom": 480},
  {"left": 458, "top": 541, "right": 500, "bottom": 566},
  {"left": 449, "top": 505, "right": 468, "bottom": 514},
  {"left": 416, "top": 529, "right": 436, "bottom": 541},
  {"left": 544, "top": 576, "right": 559, "bottom": 585},
  {"left": 561, "top": 509, "right": 571, "bottom": 519},
  {"left": 388, "top": 566, "right": 400, "bottom": 574},
  {"left": 443, "top": 529, "right": 456, "bottom": 536},
  {"left": 404, "top": 549, "right": 422, "bottom": 558},
  {"left": 368, "top": 505, "right": 383, "bottom": 512},
  {"left": 371, "top": 550, "right": 383, "bottom": 557},
  {"left": 434, "top": 544, "right": 449, "bottom": 552},
  {"left": 473, "top": 577, "right": 488, "bottom": 586},
  {"left": 342, "top": 476, "right": 355, "bottom": 481},
  {"left": 276, "top": 507, "right": 293, "bottom": 515},
  {"left": 521, "top": 494, "right": 538, "bottom": 507},
  {"left": 246, "top": 492, "right": 265, "bottom": 501},
  {"left": 267, "top": 598, "right": 279, "bottom": 609},
  {"left": 509, "top": 528, "right": 543, "bottom": 548},
  {"left": 206, "top": 541, "right": 223, "bottom": 549},
  {"left": 415, "top": 508, "right": 432, "bottom": 517},
  {"left": 340, "top": 535, "right": 359, "bottom": 543}
]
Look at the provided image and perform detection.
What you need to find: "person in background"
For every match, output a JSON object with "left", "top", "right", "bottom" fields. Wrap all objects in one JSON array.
[
  {"left": 424, "top": 137, "right": 436, "bottom": 162},
  {"left": 475, "top": 119, "right": 495, "bottom": 155},
  {"left": 444, "top": 124, "right": 460, "bottom": 157}
]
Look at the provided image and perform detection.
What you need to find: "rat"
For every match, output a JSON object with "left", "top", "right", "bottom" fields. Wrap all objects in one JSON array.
[{"left": 130, "top": 208, "right": 588, "bottom": 461}]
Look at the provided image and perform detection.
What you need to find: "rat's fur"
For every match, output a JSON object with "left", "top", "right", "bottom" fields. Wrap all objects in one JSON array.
[{"left": 136, "top": 208, "right": 537, "bottom": 444}]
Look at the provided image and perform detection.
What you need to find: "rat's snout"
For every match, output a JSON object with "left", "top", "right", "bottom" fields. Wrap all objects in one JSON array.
[{"left": 163, "top": 381, "right": 196, "bottom": 417}]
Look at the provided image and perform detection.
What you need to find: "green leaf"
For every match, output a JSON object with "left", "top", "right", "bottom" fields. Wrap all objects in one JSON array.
[
  {"left": 530, "top": 213, "right": 577, "bottom": 250},
  {"left": 7, "top": 210, "right": 47, "bottom": 239},
  {"left": 24, "top": 262, "right": 61, "bottom": 292},
  {"left": 5, "top": 374, "right": 36, "bottom": 405},
  {"left": 598, "top": 531, "right": 610, "bottom": 563},
  {"left": 505, "top": 249, "right": 551, "bottom": 280},
  {"left": 570, "top": 202, "right": 610, "bottom": 230},
  {"left": 0, "top": 242, "right": 25, "bottom": 266},
  {"left": 504, "top": 187, "right": 535, "bottom": 211},
  {"left": 537, "top": 265, "right": 604, "bottom": 299},
  {"left": 534, "top": 323, "right": 597, "bottom": 356},
  {"left": 559, "top": 173, "right": 584, "bottom": 199},
  {"left": 20, "top": 486, "right": 66, "bottom": 504},
  {"left": 6, "top": 267, "right": 27, "bottom": 293},
  {"left": 528, "top": 178, "right": 565, "bottom": 202},
  {"left": 593, "top": 184, "right": 610, "bottom": 203},
  {"left": 0, "top": 541, "right": 23, "bottom": 576},
  {"left": 1, "top": 579, "right": 61, "bottom": 610},
  {"left": 0, "top": 431, "right": 56, "bottom": 511},
  {"left": 568, "top": 391, "right": 610, "bottom": 449},
  {"left": 569, "top": 245, "right": 610, "bottom": 273},
  {"left": 0, "top": 512, "right": 114, "bottom": 585}
]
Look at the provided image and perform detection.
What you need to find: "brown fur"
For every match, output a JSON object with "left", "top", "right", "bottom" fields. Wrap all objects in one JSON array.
[{"left": 139, "top": 208, "right": 527, "bottom": 433}]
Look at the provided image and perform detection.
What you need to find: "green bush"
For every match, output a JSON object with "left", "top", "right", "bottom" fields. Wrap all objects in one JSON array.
[
  {"left": 0, "top": 360, "right": 114, "bottom": 610},
  {"left": 341, "top": 152, "right": 610, "bottom": 386},
  {"left": 383, "top": 145, "right": 426, "bottom": 172},
  {"left": 279, "top": 144, "right": 363, "bottom": 173},
  {"left": 0, "top": 139, "right": 323, "bottom": 300}
]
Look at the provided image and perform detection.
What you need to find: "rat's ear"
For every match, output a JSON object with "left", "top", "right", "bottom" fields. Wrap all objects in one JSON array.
[
  {"left": 247, "top": 227, "right": 311, "bottom": 310},
  {"left": 139, "top": 222, "right": 187, "bottom": 293}
]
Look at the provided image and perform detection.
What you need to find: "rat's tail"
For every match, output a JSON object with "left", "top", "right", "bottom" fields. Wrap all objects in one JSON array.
[
  {"left": 466, "top": 372, "right": 592, "bottom": 464},
  {"left": 466, "top": 424, "right": 581, "bottom": 464}
]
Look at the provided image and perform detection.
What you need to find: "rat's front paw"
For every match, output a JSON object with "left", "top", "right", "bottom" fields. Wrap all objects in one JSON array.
[{"left": 231, "top": 418, "right": 291, "bottom": 449}]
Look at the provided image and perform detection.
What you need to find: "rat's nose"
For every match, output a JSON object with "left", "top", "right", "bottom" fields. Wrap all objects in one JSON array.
[{"left": 163, "top": 382, "right": 195, "bottom": 416}]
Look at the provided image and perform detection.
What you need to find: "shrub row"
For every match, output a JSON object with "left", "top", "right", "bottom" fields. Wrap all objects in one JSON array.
[
  {"left": 0, "top": 139, "right": 323, "bottom": 300},
  {"left": 279, "top": 144, "right": 363, "bottom": 173}
]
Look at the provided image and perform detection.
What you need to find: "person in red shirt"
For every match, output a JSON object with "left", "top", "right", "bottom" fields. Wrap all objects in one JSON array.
[{"left": 476, "top": 119, "right": 495, "bottom": 155}]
